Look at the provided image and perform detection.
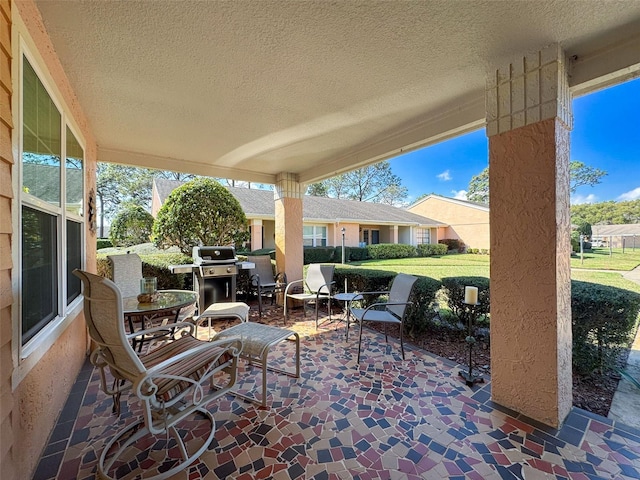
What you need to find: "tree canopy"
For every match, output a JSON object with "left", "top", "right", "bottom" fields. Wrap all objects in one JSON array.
[
  {"left": 306, "top": 161, "right": 408, "bottom": 206},
  {"left": 152, "top": 178, "right": 249, "bottom": 254},
  {"left": 466, "top": 161, "right": 607, "bottom": 204},
  {"left": 571, "top": 200, "right": 640, "bottom": 225},
  {"left": 109, "top": 204, "right": 155, "bottom": 247}
]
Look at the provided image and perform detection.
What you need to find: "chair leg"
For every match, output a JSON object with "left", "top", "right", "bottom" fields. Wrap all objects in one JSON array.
[
  {"left": 400, "top": 322, "right": 405, "bottom": 360},
  {"left": 357, "top": 318, "right": 364, "bottom": 363},
  {"left": 257, "top": 290, "right": 263, "bottom": 317}
]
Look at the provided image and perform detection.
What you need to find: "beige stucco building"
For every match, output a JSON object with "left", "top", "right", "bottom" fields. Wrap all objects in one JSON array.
[
  {"left": 152, "top": 179, "right": 445, "bottom": 251},
  {"left": 2, "top": 1, "right": 640, "bottom": 478},
  {"left": 408, "top": 194, "right": 490, "bottom": 250}
]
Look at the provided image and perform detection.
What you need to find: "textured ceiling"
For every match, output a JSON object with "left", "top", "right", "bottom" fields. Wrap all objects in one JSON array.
[{"left": 33, "top": 0, "right": 640, "bottom": 184}]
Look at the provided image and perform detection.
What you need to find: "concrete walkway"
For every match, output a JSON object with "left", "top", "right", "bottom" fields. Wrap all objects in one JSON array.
[{"left": 607, "top": 264, "right": 640, "bottom": 428}]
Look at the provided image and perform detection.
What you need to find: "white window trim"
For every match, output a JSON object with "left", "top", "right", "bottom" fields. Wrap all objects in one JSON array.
[
  {"left": 303, "top": 224, "right": 328, "bottom": 247},
  {"left": 11, "top": 26, "right": 88, "bottom": 388}
]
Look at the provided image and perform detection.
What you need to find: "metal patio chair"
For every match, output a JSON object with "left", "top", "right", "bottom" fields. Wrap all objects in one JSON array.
[
  {"left": 284, "top": 263, "right": 335, "bottom": 327},
  {"left": 73, "top": 269, "right": 242, "bottom": 480},
  {"left": 247, "top": 255, "right": 287, "bottom": 316},
  {"left": 349, "top": 273, "right": 418, "bottom": 363}
]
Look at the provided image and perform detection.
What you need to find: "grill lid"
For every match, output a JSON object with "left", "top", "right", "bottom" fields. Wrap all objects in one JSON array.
[{"left": 193, "top": 246, "right": 238, "bottom": 265}]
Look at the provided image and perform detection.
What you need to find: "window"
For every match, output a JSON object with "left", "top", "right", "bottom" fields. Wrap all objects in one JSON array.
[
  {"left": 416, "top": 228, "right": 431, "bottom": 245},
  {"left": 303, "top": 225, "right": 327, "bottom": 247},
  {"left": 21, "top": 55, "right": 84, "bottom": 345}
]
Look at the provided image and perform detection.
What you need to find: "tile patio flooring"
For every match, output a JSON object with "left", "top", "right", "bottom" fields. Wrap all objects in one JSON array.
[{"left": 34, "top": 302, "right": 640, "bottom": 479}]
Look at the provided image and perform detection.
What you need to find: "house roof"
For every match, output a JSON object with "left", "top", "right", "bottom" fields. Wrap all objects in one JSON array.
[
  {"left": 35, "top": 2, "right": 640, "bottom": 185},
  {"left": 592, "top": 224, "right": 640, "bottom": 237},
  {"left": 154, "top": 178, "right": 445, "bottom": 227},
  {"left": 409, "top": 194, "right": 489, "bottom": 212}
]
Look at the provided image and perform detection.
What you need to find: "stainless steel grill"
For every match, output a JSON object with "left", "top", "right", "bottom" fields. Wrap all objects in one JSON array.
[{"left": 170, "top": 246, "right": 239, "bottom": 313}]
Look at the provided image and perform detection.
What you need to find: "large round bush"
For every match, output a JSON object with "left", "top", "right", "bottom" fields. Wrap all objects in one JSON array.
[
  {"left": 109, "top": 204, "right": 154, "bottom": 247},
  {"left": 153, "top": 178, "right": 249, "bottom": 254}
]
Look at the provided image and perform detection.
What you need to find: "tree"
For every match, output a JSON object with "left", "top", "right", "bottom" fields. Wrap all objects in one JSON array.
[
  {"left": 571, "top": 200, "right": 640, "bottom": 225},
  {"left": 109, "top": 204, "right": 155, "bottom": 247},
  {"left": 96, "top": 163, "right": 201, "bottom": 237},
  {"left": 306, "top": 161, "right": 408, "bottom": 206},
  {"left": 153, "top": 178, "right": 249, "bottom": 254},
  {"left": 466, "top": 161, "right": 607, "bottom": 204},
  {"left": 467, "top": 169, "right": 489, "bottom": 203}
]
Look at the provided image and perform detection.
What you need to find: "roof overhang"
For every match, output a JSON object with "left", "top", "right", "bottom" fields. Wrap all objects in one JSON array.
[{"left": 32, "top": 1, "right": 640, "bottom": 184}]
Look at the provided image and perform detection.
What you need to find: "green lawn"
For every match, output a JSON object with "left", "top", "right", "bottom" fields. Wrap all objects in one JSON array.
[
  {"left": 571, "top": 247, "right": 640, "bottom": 271},
  {"left": 349, "top": 253, "right": 640, "bottom": 294}
]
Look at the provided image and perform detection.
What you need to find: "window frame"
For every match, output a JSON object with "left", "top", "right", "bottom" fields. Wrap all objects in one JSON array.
[
  {"left": 13, "top": 39, "right": 87, "bottom": 379},
  {"left": 303, "top": 224, "right": 327, "bottom": 247}
]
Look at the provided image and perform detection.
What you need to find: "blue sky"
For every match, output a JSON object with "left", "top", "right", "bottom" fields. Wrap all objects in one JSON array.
[{"left": 390, "top": 77, "right": 640, "bottom": 205}]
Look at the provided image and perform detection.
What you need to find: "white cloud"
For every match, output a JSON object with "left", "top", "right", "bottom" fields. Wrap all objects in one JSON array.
[
  {"left": 451, "top": 190, "right": 468, "bottom": 200},
  {"left": 437, "top": 170, "right": 452, "bottom": 181},
  {"left": 571, "top": 193, "right": 598, "bottom": 205},
  {"left": 618, "top": 187, "right": 640, "bottom": 201}
]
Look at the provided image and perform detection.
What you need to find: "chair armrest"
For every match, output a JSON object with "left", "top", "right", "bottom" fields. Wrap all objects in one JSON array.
[
  {"left": 275, "top": 272, "right": 287, "bottom": 285},
  {"left": 316, "top": 280, "right": 336, "bottom": 296},
  {"left": 126, "top": 321, "right": 196, "bottom": 340},
  {"left": 355, "top": 301, "right": 414, "bottom": 316},
  {"left": 284, "top": 279, "right": 304, "bottom": 295}
]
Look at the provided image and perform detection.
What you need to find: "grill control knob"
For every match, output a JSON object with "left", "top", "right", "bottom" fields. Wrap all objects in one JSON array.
[{"left": 226, "top": 266, "right": 232, "bottom": 273}]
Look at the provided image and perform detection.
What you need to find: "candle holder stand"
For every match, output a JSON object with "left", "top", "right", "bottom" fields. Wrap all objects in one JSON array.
[{"left": 459, "top": 302, "right": 485, "bottom": 387}]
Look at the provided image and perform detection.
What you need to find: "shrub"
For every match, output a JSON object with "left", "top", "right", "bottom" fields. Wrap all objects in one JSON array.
[
  {"left": 97, "top": 238, "right": 112, "bottom": 250},
  {"left": 417, "top": 243, "right": 448, "bottom": 256},
  {"left": 304, "top": 246, "right": 336, "bottom": 264},
  {"left": 367, "top": 243, "right": 417, "bottom": 259},
  {"left": 250, "top": 248, "right": 276, "bottom": 260},
  {"left": 109, "top": 205, "right": 154, "bottom": 247},
  {"left": 345, "top": 246, "right": 370, "bottom": 261},
  {"left": 333, "top": 267, "right": 396, "bottom": 297},
  {"left": 439, "top": 238, "right": 465, "bottom": 253},
  {"left": 572, "top": 280, "right": 640, "bottom": 374},
  {"left": 153, "top": 178, "right": 249, "bottom": 254},
  {"left": 403, "top": 276, "right": 443, "bottom": 337},
  {"left": 441, "top": 276, "right": 491, "bottom": 322}
]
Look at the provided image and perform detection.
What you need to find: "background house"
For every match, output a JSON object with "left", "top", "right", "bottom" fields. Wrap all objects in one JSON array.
[
  {"left": 152, "top": 179, "right": 446, "bottom": 250},
  {"left": 408, "top": 194, "right": 490, "bottom": 250},
  {"left": 592, "top": 224, "right": 640, "bottom": 249}
]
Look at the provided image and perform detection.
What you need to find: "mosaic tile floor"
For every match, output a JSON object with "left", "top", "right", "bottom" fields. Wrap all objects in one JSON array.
[{"left": 34, "top": 302, "right": 640, "bottom": 479}]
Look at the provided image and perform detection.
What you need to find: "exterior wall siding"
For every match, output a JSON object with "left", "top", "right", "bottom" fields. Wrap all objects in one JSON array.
[
  {"left": 0, "top": 0, "right": 15, "bottom": 478},
  {"left": 409, "top": 197, "right": 490, "bottom": 250},
  {"left": 3, "top": 1, "right": 98, "bottom": 478}
]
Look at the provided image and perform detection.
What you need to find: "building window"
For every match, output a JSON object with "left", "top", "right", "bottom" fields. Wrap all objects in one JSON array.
[
  {"left": 21, "top": 55, "right": 84, "bottom": 345},
  {"left": 303, "top": 225, "right": 327, "bottom": 247},
  {"left": 416, "top": 228, "right": 431, "bottom": 244}
]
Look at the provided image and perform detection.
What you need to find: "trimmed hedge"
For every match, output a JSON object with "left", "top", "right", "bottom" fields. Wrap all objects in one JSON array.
[
  {"left": 367, "top": 243, "right": 417, "bottom": 259},
  {"left": 333, "top": 267, "right": 396, "bottom": 297},
  {"left": 439, "top": 238, "right": 465, "bottom": 253},
  {"left": 572, "top": 280, "right": 640, "bottom": 374},
  {"left": 404, "top": 276, "right": 443, "bottom": 336},
  {"left": 441, "top": 276, "right": 491, "bottom": 321},
  {"left": 97, "top": 238, "right": 113, "bottom": 250},
  {"left": 304, "top": 246, "right": 336, "bottom": 264},
  {"left": 417, "top": 243, "right": 447, "bottom": 257}
]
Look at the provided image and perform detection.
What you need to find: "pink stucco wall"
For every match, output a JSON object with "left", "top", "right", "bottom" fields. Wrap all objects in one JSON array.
[
  {"left": 409, "top": 197, "right": 490, "bottom": 250},
  {"left": 489, "top": 118, "right": 572, "bottom": 428},
  {"left": 4, "top": 1, "right": 98, "bottom": 478}
]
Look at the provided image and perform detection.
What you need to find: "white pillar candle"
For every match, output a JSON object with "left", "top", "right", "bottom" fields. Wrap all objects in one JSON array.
[{"left": 464, "top": 286, "right": 478, "bottom": 305}]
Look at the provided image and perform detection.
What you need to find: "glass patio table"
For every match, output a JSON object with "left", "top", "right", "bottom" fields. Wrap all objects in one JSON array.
[{"left": 122, "top": 290, "right": 197, "bottom": 350}]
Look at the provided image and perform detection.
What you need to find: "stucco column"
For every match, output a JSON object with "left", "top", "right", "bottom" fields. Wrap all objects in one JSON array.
[
  {"left": 274, "top": 173, "right": 303, "bottom": 282},
  {"left": 487, "top": 44, "right": 572, "bottom": 428},
  {"left": 391, "top": 225, "right": 399, "bottom": 244},
  {"left": 250, "top": 219, "right": 263, "bottom": 251}
]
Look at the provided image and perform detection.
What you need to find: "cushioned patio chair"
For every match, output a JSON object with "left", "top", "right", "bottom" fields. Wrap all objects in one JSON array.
[
  {"left": 349, "top": 273, "right": 418, "bottom": 362},
  {"left": 73, "top": 269, "right": 242, "bottom": 480},
  {"left": 247, "top": 255, "right": 287, "bottom": 316},
  {"left": 284, "top": 264, "right": 335, "bottom": 327},
  {"left": 107, "top": 252, "right": 143, "bottom": 298}
]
